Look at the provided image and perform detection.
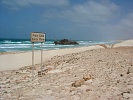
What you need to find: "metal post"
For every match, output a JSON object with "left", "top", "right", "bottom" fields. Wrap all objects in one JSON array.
[
  {"left": 41, "top": 42, "right": 43, "bottom": 72},
  {"left": 32, "top": 42, "right": 34, "bottom": 78}
]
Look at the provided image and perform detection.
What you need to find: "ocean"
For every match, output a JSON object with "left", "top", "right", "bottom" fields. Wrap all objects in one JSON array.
[{"left": 0, "top": 38, "right": 116, "bottom": 52}]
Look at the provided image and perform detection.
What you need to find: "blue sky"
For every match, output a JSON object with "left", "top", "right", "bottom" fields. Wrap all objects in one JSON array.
[{"left": 0, "top": 0, "right": 133, "bottom": 40}]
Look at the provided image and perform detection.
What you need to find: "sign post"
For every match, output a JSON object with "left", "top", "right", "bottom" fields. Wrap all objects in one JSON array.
[
  {"left": 41, "top": 42, "right": 43, "bottom": 72},
  {"left": 30, "top": 32, "right": 45, "bottom": 78},
  {"left": 32, "top": 42, "right": 34, "bottom": 78}
]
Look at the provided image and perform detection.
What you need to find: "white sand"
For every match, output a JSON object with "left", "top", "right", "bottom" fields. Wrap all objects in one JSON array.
[
  {"left": 0, "top": 45, "right": 102, "bottom": 71},
  {"left": 114, "top": 40, "right": 133, "bottom": 47}
]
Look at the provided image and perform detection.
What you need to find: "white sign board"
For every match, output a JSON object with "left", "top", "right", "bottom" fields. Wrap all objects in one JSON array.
[{"left": 31, "top": 32, "right": 45, "bottom": 43}]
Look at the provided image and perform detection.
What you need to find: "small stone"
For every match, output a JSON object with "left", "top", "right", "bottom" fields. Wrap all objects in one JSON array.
[
  {"left": 83, "top": 74, "right": 91, "bottom": 81},
  {"left": 120, "top": 74, "right": 123, "bottom": 77},
  {"left": 24, "top": 76, "right": 30, "bottom": 79},
  {"left": 38, "top": 70, "right": 47, "bottom": 77},
  {"left": 6, "top": 81, "right": 10, "bottom": 84},
  {"left": 15, "top": 80, "right": 21, "bottom": 84},
  {"left": 127, "top": 68, "right": 130, "bottom": 74},
  {"left": 80, "top": 79, "right": 85, "bottom": 84},
  {"left": 72, "top": 80, "right": 83, "bottom": 87},
  {"left": 48, "top": 67, "right": 53, "bottom": 71},
  {"left": 16, "top": 72, "right": 19, "bottom": 74},
  {"left": 98, "top": 60, "right": 103, "bottom": 62},
  {"left": 86, "top": 89, "right": 91, "bottom": 92},
  {"left": 4, "top": 91, "right": 7, "bottom": 93},
  {"left": 117, "top": 80, "right": 120, "bottom": 83}
]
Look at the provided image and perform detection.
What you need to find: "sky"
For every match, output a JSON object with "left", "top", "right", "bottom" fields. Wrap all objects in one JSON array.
[{"left": 0, "top": 0, "right": 133, "bottom": 40}]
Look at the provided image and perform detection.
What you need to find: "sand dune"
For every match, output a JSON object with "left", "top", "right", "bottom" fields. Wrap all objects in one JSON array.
[{"left": 114, "top": 40, "right": 133, "bottom": 47}]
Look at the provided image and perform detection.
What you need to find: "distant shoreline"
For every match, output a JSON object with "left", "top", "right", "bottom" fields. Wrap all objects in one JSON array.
[{"left": 0, "top": 38, "right": 117, "bottom": 52}]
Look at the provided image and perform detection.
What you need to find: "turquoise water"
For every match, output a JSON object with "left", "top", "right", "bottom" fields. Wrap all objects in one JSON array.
[{"left": 0, "top": 38, "right": 116, "bottom": 52}]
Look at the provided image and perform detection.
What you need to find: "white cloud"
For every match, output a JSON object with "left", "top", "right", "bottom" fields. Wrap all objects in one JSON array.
[
  {"left": 44, "top": 0, "right": 119, "bottom": 23},
  {"left": 120, "top": 13, "right": 133, "bottom": 29},
  {"left": 98, "top": 12, "right": 133, "bottom": 40},
  {"left": 114, "top": 13, "right": 133, "bottom": 37},
  {"left": 1, "top": 0, "right": 69, "bottom": 10},
  {"left": 46, "top": 1, "right": 133, "bottom": 40},
  {"left": 1, "top": 0, "right": 132, "bottom": 40}
]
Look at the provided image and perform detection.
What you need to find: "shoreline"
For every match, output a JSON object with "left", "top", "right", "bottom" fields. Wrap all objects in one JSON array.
[
  {"left": 0, "top": 39, "right": 125, "bottom": 55},
  {"left": 0, "top": 39, "right": 120, "bottom": 54},
  {"left": 0, "top": 45, "right": 103, "bottom": 71},
  {"left": 0, "top": 39, "right": 133, "bottom": 71}
]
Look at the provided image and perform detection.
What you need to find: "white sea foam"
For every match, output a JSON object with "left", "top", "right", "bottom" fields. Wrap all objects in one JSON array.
[{"left": 0, "top": 39, "right": 116, "bottom": 52}]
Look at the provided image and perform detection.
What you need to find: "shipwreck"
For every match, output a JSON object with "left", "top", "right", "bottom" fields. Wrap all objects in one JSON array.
[{"left": 54, "top": 39, "right": 79, "bottom": 45}]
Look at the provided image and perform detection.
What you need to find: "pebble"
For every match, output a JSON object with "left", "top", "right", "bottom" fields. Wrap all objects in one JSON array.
[
  {"left": 83, "top": 74, "right": 91, "bottom": 81},
  {"left": 72, "top": 80, "right": 83, "bottom": 87}
]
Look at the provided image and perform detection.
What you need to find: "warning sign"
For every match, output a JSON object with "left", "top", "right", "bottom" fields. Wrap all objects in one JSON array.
[{"left": 30, "top": 32, "right": 45, "bottom": 43}]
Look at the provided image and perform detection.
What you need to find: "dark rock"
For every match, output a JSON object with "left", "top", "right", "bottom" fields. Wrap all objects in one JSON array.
[
  {"left": 54, "top": 39, "right": 79, "bottom": 45},
  {"left": 38, "top": 69, "right": 49, "bottom": 77},
  {"left": 16, "top": 71, "right": 19, "bottom": 74},
  {"left": 120, "top": 74, "right": 123, "bottom": 77}
]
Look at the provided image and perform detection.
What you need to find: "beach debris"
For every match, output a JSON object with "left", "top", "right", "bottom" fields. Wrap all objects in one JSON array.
[
  {"left": 99, "top": 44, "right": 108, "bottom": 49},
  {"left": 111, "top": 44, "right": 115, "bottom": 48},
  {"left": 83, "top": 74, "right": 91, "bottom": 81}
]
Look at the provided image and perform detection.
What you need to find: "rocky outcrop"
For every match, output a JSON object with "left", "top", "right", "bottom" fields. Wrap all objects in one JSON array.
[{"left": 54, "top": 39, "right": 79, "bottom": 45}]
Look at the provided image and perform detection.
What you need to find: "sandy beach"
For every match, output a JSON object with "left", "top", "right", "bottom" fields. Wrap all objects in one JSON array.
[
  {"left": 0, "top": 40, "right": 133, "bottom": 100},
  {"left": 0, "top": 45, "right": 103, "bottom": 71}
]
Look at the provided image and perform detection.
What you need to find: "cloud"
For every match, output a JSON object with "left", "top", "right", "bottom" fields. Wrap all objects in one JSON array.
[
  {"left": 1, "top": 0, "right": 133, "bottom": 40},
  {"left": 44, "top": 0, "right": 119, "bottom": 23},
  {"left": 113, "top": 13, "right": 133, "bottom": 37},
  {"left": 98, "top": 12, "right": 133, "bottom": 40},
  {"left": 119, "top": 13, "right": 133, "bottom": 30},
  {"left": 1, "top": 0, "right": 69, "bottom": 10},
  {"left": 43, "top": 1, "right": 133, "bottom": 40}
]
